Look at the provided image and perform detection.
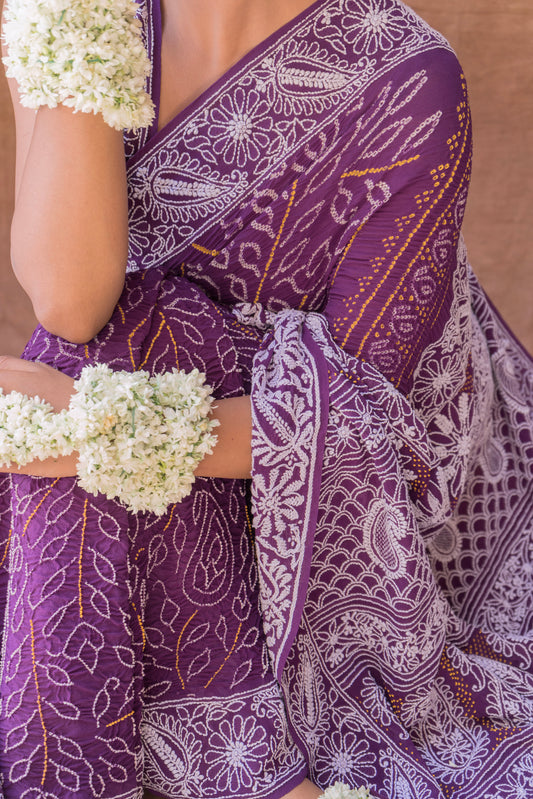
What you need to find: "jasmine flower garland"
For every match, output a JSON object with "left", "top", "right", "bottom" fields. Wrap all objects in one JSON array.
[
  {"left": 0, "top": 392, "right": 71, "bottom": 465},
  {"left": 71, "top": 365, "right": 218, "bottom": 514},
  {"left": 2, "top": 0, "right": 155, "bottom": 130},
  {"left": 319, "top": 785, "right": 373, "bottom": 799},
  {"left": 0, "top": 365, "right": 218, "bottom": 515}
]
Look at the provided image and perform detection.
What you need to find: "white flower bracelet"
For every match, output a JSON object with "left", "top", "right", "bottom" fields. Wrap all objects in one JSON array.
[
  {"left": 319, "top": 784, "right": 373, "bottom": 799},
  {"left": 0, "top": 365, "right": 218, "bottom": 515},
  {"left": 2, "top": 0, "right": 154, "bottom": 130}
]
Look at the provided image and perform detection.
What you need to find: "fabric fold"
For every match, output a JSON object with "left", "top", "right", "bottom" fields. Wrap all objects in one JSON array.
[
  {"left": 248, "top": 308, "right": 329, "bottom": 678},
  {"left": 248, "top": 299, "right": 533, "bottom": 797}
]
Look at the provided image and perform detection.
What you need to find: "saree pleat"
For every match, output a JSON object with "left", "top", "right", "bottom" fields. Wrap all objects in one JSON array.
[{"left": 1, "top": 0, "right": 532, "bottom": 797}]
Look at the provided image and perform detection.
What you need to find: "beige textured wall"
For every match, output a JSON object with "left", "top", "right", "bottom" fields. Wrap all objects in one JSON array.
[
  {"left": 1, "top": 0, "right": 532, "bottom": 355},
  {"left": 409, "top": 0, "right": 533, "bottom": 353},
  {"left": 1, "top": 0, "right": 36, "bottom": 355}
]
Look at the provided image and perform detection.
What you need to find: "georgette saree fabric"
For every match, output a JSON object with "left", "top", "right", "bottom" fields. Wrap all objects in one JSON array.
[{"left": 0, "top": 1, "right": 532, "bottom": 797}]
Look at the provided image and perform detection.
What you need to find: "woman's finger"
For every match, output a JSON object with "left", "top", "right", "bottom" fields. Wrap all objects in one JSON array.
[
  {"left": 0, "top": 369, "right": 50, "bottom": 399},
  {"left": 0, "top": 355, "right": 57, "bottom": 374},
  {"left": 0, "top": 362, "right": 74, "bottom": 411}
]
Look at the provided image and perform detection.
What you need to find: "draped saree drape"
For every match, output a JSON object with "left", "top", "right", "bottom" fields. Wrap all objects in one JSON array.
[{"left": 0, "top": 1, "right": 532, "bottom": 797}]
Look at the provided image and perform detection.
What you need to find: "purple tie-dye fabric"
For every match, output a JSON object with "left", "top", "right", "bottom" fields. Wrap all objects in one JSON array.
[
  {"left": 0, "top": 268, "right": 308, "bottom": 799},
  {"left": 1, "top": 1, "right": 532, "bottom": 797}
]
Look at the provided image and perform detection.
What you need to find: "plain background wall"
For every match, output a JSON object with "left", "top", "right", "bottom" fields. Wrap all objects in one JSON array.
[{"left": 1, "top": 0, "right": 532, "bottom": 356}]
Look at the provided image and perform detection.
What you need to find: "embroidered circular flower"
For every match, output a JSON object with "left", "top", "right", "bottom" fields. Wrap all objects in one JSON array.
[
  {"left": 410, "top": 349, "right": 466, "bottom": 417},
  {"left": 343, "top": 0, "right": 406, "bottom": 56},
  {"left": 209, "top": 88, "right": 273, "bottom": 167},
  {"left": 205, "top": 715, "right": 269, "bottom": 792},
  {"left": 315, "top": 730, "right": 376, "bottom": 786},
  {"left": 252, "top": 467, "right": 305, "bottom": 537}
]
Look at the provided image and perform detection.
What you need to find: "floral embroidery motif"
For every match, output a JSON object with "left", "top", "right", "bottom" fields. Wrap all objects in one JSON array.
[
  {"left": 209, "top": 88, "right": 274, "bottom": 167},
  {"left": 343, "top": 0, "right": 407, "bottom": 55},
  {"left": 205, "top": 715, "right": 269, "bottom": 791},
  {"left": 142, "top": 686, "right": 306, "bottom": 798}
]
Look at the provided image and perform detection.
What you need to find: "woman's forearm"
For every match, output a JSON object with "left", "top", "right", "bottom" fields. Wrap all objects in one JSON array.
[
  {"left": 195, "top": 395, "right": 252, "bottom": 479},
  {"left": 0, "top": 354, "right": 252, "bottom": 482},
  {"left": 2, "top": 397, "right": 252, "bottom": 481},
  {"left": 10, "top": 105, "right": 129, "bottom": 343}
]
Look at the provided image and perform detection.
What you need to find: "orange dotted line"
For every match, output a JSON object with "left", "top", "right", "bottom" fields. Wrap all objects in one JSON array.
[
  {"left": 192, "top": 243, "right": 220, "bottom": 257},
  {"left": 132, "top": 601, "right": 146, "bottom": 653},
  {"left": 128, "top": 317, "right": 147, "bottom": 371},
  {"left": 204, "top": 621, "right": 242, "bottom": 689},
  {"left": 0, "top": 527, "right": 12, "bottom": 568},
  {"left": 22, "top": 479, "right": 60, "bottom": 537},
  {"left": 165, "top": 321, "right": 180, "bottom": 370},
  {"left": 162, "top": 504, "right": 175, "bottom": 533},
  {"left": 106, "top": 710, "right": 135, "bottom": 728},
  {"left": 140, "top": 315, "right": 166, "bottom": 370},
  {"left": 341, "top": 154, "right": 421, "bottom": 179},
  {"left": 30, "top": 619, "right": 48, "bottom": 786},
  {"left": 254, "top": 180, "right": 298, "bottom": 303},
  {"left": 244, "top": 502, "right": 255, "bottom": 545},
  {"left": 78, "top": 499, "right": 88, "bottom": 619},
  {"left": 175, "top": 610, "right": 198, "bottom": 690}
]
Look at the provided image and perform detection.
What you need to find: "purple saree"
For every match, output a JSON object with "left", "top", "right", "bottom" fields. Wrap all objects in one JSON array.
[{"left": 1, "top": 1, "right": 533, "bottom": 797}]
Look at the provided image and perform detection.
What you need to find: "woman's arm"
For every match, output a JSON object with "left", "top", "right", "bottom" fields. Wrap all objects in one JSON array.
[
  {"left": 196, "top": 394, "right": 252, "bottom": 478},
  {"left": 0, "top": 357, "right": 252, "bottom": 479},
  {"left": 2, "top": 20, "right": 129, "bottom": 344}
]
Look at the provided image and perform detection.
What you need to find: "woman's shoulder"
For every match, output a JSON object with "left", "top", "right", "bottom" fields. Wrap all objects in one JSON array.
[
  {"left": 331, "top": 0, "right": 464, "bottom": 92},
  {"left": 265, "top": 0, "right": 467, "bottom": 127}
]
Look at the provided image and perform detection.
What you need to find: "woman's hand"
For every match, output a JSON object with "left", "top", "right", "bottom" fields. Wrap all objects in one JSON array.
[
  {"left": 0, "top": 356, "right": 74, "bottom": 411},
  {"left": 0, "top": 357, "right": 252, "bottom": 481},
  {"left": 0, "top": 356, "right": 78, "bottom": 477}
]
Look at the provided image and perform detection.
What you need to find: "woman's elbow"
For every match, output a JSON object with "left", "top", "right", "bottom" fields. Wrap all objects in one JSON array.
[
  {"left": 31, "top": 293, "right": 111, "bottom": 342},
  {"left": 34, "top": 305, "right": 106, "bottom": 344},
  {"left": 12, "top": 247, "right": 126, "bottom": 344},
  {"left": 19, "top": 263, "right": 124, "bottom": 343}
]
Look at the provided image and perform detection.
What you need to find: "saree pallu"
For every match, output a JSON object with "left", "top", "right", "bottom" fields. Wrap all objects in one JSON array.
[{"left": 1, "top": 0, "right": 533, "bottom": 797}]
